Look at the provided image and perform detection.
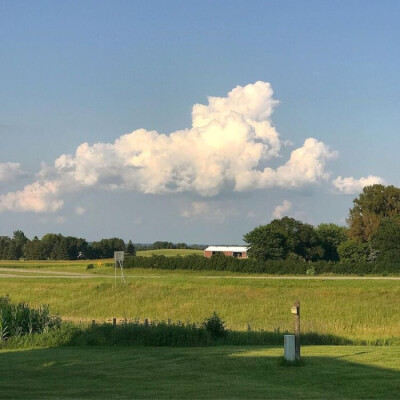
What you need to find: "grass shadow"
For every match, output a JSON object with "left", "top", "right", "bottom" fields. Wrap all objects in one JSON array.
[{"left": 0, "top": 345, "right": 399, "bottom": 399}]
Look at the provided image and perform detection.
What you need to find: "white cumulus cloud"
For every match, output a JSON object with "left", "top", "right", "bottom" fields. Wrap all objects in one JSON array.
[
  {"left": 332, "top": 175, "right": 386, "bottom": 194},
  {"left": 0, "top": 180, "right": 63, "bottom": 213},
  {"left": 0, "top": 81, "right": 338, "bottom": 213},
  {"left": 272, "top": 200, "right": 292, "bottom": 219}
]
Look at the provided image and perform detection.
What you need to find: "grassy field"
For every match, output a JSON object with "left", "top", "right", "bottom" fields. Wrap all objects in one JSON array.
[
  {"left": 136, "top": 248, "right": 204, "bottom": 257},
  {"left": 1, "top": 261, "right": 399, "bottom": 399},
  {"left": 0, "top": 345, "right": 399, "bottom": 399},
  {"left": 0, "top": 263, "right": 399, "bottom": 343}
]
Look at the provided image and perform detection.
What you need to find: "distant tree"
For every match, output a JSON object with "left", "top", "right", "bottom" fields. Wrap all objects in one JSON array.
[
  {"left": 24, "top": 236, "right": 44, "bottom": 260},
  {"left": 244, "top": 225, "right": 288, "bottom": 261},
  {"left": 40, "top": 233, "right": 63, "bottom": 259},
  {"left": 152, "top": 241, "right": 175, "bottom": 249},
  {"left": 126, "top": 240, "right": 136, "bottom": 256},
  {"left": 0, "top": 236, "right": 12, "bottom": 259},
  {"left": 370, "top": 216, "right": 400, "bottom": 263},
  {"left": 89, "top": 238, "right": 126, "bottom": 258},
  {"left": 268, "top": 217, "right": 324, "bottom": 261},
  {"left": 51, "top": 239, "right": 69, "bottom": 260},
  {"left": 13, "top": 230, "right": 28, "bottom": 259},
  {"left": 63, "top": 236, "right": 88, "bottom": 260},
  {"left": 347, "top": 184, "right": 400, "bottom": 242},
  {"left": 316, "top": 223, "right": 348, "bottom": 261},
  {"left": 337, "top": 240, "right": 370, "bottom": 263},
  {"left": 6, "top": 240, "right": 18, "bottom": 260}
]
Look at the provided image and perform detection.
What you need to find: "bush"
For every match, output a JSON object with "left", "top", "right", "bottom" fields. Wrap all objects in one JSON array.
[
  {"left": 202, "top": 312, "right": 227, "bottom": 339},
  {"left": 306, "top": 267, "right": 316, "bottom": 276},
  {"left": 86, "top": 264, "right": 95, "bottom": 270}
]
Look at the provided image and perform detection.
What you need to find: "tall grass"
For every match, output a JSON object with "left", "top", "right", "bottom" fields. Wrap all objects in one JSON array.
[
  {"left": 0, "top": 296, "right": 61, "bottom": 340},
  {"left": 1, "top": 271, "right": 399, "bottom": 344}
]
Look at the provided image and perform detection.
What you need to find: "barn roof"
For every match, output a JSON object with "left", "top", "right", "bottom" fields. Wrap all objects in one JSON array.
[{"left": 205, "top": 246, "right": 249, "bottom": 252}]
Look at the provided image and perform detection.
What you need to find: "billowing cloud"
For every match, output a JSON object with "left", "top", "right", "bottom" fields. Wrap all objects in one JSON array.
[
  {"left": 0, "top": 81, "right": 338, "bottom": 213},
  {"left": 0, "top": 180, "right": 63, "bottom": 213},
  {"left": 332, "top": 175, "right": 386, "bottom": 195},
  {"left": 0, "top": 162, "right": 24, "bottom": 183},
  {"left": 272, "top": 200, "right": 292, "bottom": 219}
]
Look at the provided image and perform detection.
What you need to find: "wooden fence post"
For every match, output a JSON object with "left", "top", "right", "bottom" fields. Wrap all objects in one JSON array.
[{"left": 291, "top": 300, "right": 301, "bottom": 360}]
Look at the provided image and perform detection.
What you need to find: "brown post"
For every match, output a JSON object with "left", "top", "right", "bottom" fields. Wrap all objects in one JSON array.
[
  {"left": 293, "top": 300, "right": 300, "bottom": 360},
  {"left": 92, "top": 320, "right": 95, "bottom": 327},
  {"left": 113, "top": 317, "right": 117, "bottom": 327}
]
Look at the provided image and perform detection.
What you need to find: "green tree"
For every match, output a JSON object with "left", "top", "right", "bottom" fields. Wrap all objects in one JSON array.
[
  {"left": 244, "top": 225, "right": 288, "bottom": 261},
  {"left": 24, "top": 236, "right": 44, "bottom": 260},
  {"left": 51, "top": 239, "right": 69, "bottom": 260},
  {"left": 316, "top": 223, "right": 348, "bottom": 261},
  {"left": 337, "top": 240, "right": 370, "bottom": 263},
  {"left": 0, "top": 236, "right": 12, "bottom": 259},
  {"left": 347, "top": 184, "right": 400, "bottom": 242},
  {"left": 13, "top": 230, "right": 28, "bottom": 259},
  {"left": 269, "top": 217, "right": 324, "bottom": 261},
  {"left": 89, "top": 238, "right": 126, "bottom": 258},
  {"left": 370, "top": 216, "right": 400, "bottom": 263},
  {"left": 126, "top": 240, "right": 136, "bottom": 256}
]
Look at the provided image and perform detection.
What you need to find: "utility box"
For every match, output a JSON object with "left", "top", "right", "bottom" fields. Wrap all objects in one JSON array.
[{"left": 284, "top": 335, "right": 296, "bottom": 361}]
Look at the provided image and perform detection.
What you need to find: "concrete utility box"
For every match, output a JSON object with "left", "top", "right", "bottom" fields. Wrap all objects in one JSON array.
[{"left": 284, "top": 335, "right": 296, "bottom": 361}]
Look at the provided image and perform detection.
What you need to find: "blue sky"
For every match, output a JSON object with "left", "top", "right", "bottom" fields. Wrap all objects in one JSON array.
[{"left": 0, "top": 1, "right": 399, "bottom": 244}]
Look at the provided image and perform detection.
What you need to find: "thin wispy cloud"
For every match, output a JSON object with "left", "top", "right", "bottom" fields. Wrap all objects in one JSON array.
[
  {"left": 181, "top": 201, "right": 238, "bottom": 222},
  {"left": 0, "top": 162, "right": 24, "bottom": 183}
]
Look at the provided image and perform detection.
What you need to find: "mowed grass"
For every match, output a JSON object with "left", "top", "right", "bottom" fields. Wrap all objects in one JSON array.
[
  {"left": 0, "top": 345, "right": 399, "bottom": 399},
  {"left": 0, "top": 264, "right": 399, "bottom": 343}
]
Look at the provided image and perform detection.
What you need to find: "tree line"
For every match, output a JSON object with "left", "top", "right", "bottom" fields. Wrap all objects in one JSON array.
[
  {"left": 0, "top": 233, "right": 199, "bottom": 261},
  {"left": 244, "top": 184, "right": 400, "bottom": 265},
  {"left": 0, "top": 233, "right": 136, "bottom": 260}
]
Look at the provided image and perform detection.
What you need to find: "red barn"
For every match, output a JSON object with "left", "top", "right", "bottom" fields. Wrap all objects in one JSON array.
[{"left": 204, "top": 246, "right": 249, "bottom": 259}]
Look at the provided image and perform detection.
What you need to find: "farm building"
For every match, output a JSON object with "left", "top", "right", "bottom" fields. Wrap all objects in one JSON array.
[{"left": 204, "top": 246, "right": 249, "bottom": 259}]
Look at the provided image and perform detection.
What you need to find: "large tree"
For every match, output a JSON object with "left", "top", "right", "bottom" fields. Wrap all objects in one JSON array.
[
  {"left": 347, "top": 184, "right": 400, "bottom": 242},
  {"left": 316, "top": 223, "right": 348, "bottom": 261},
  {"left": 370, "top": 216, "right": 400, "bottom": 263},
  {"left": 243, "top": 225, "right": 288, "bottom": 261},
  {"left": 244, "top": 217, "right": 324, "bottom": 262},
  {"left": 268, "top": 217, "right": 323, "bottom": 261}
]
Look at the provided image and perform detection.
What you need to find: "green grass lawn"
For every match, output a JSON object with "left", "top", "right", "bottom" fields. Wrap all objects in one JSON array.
[
  {"left": 0, "top": 265, "right": 399, "bottom": 343},
  {"left": 0, "top": 345, "right": 399, "bottom": 399}
]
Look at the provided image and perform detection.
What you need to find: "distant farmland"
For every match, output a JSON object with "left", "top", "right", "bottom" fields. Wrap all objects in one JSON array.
[{"left": 136, "top": 249, "right": 204, "bottom": 257}]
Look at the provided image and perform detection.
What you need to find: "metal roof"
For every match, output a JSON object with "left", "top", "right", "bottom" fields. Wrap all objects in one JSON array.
[{"left": 205, "top": 246, "right": 249, "bottom": 252}]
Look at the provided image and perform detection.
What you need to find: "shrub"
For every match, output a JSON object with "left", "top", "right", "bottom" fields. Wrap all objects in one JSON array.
[
  {"left": 86, "top": 264, "right": 95, "bottom": 270},
  {"left": 202, "top": 312, "right": 227, "bottom": 339},
  {"left": 306, "top": 267, "right": 316, "bottom": 276}
]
